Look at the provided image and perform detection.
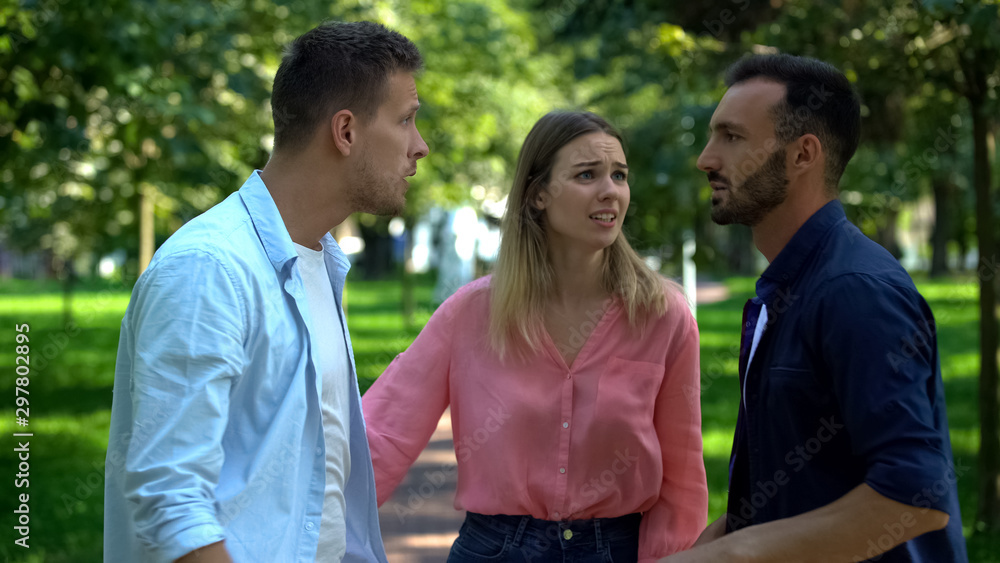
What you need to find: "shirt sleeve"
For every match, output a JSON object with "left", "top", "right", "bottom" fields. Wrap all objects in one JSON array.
[
  {"left": 816, "top": 273, "right": 953, "bottom": 513},
  {"left": 361, "top": 292, "right": 456, "bottom": 506},
  {"left": 638, "top": 289, "right": 709, "bottom": 561},
  {"left": 123, "top": 250, "right": 246, "bottom": 562}
]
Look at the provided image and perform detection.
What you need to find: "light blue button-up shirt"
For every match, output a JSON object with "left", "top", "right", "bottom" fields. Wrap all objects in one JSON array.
[{"left": 104, "top": 172, "right": 388, "bottom": 563}]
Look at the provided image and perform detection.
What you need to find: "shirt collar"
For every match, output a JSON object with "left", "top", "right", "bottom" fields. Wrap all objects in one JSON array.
[
  {"left": 757, "top": 199, "right": 845, "bottom": 303},
  {"left": 238, "top": 170, "right": 353, "bottom": 283},
  {"left": 320, "top": 233, "right": 351, "bottom": 287},
  {"left": 239, "top": 170, "right": 297, "bottom": 273}
]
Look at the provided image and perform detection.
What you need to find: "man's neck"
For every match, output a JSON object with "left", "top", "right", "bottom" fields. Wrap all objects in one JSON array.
[
  {"left": 752, "top": 190, "right": 836, "bottom": 263},
  {"left": 260, "top": 154, "right": 350, "bottom": 250}
]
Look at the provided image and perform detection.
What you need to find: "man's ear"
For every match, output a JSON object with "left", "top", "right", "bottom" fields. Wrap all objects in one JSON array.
[
  {"left": 790, "top": 133, "right": 823, "bottom": 175},
  {"left": 331, "top": 109, "right": 357, "bottom": 156}
]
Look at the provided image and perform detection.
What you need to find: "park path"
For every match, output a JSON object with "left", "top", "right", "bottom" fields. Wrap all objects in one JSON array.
[{"left": 376, "top": 282, "right": 730, "bottom": 562}]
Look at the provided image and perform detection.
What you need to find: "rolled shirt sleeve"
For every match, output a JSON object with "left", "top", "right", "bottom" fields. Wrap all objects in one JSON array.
[
  {"left": 122, "top": 250, "right": 246, "bottom": 562},
  {"left": 816, "top": 273, "right": 954, "bottom": 513}
]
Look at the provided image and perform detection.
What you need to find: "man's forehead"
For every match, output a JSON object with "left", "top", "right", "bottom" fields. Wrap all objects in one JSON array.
[
  {"left": 720, "top": 79, "right": 784, "bottom": 110},
  {"left": 386, "top": 71, "right": 418, "bottom": 100},
  {"left": 711, "top": 78, "right": 785, "bottom": 129}
]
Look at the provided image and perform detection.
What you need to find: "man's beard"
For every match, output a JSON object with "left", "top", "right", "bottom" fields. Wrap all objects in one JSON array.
[
  {"left": 710, "top": 148, "right": 789, "bottom": 227},
  {"left": 349, "top": 150, "right": 406, "bottom": 217}
]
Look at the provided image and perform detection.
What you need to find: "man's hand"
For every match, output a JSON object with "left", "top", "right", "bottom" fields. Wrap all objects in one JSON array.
[
  {"left": 657, "top": 516, "right": 734, "bottom": 562},
  {"left": 657, "top": 484, "right": 949, "bottom": 562},
  {"left": 175, "top": 541, "right": 233, "bottom": 563}
]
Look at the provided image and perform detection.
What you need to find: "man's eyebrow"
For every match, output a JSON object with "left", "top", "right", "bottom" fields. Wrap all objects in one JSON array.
[
  {"left": 709, "top": 120, "right": 748, "bottom": 135},
  {"left": 408, "top": 102, "right": 421, "bottom": 113}
]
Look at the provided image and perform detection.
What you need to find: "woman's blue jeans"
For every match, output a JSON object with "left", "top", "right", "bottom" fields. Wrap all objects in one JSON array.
[{"left": 446, "top": 512, "right": 641, "bottom": 563}]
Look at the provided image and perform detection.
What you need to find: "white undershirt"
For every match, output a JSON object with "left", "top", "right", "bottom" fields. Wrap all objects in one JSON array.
[
  {"left": 294, "top": 242, "right": 352, "bottom": 563},
  {"left": 743, "top": 304, "right": 769, "bottom": 410}
]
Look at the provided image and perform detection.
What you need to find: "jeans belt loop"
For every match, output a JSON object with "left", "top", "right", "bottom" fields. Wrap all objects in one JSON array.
[{"left": 512, "top": 515, "right": 530, "bottom": 547}]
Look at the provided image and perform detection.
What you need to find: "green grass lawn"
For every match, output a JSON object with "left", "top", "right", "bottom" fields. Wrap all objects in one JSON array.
[{"left": 0, "top": 274, "right": 996, "bottom": 561}]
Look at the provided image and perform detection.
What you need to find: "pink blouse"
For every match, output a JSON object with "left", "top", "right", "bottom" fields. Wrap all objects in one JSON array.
[{"left": 362, "top": 276, "right": 708, "bottom": 561}]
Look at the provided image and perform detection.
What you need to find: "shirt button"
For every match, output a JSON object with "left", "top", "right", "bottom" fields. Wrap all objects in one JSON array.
[
  {"left": 315, "top": 447, "right": 323, "bottom": 456},
  {"left": 305, "top": 522, "right": 315, "bottom": 531},
  {"left": 559, "top": 467, "right": 566, "bottom": 474},
  {"left": 563, "top": 529, "right": 573, "bottom": 540},
  {"left": 562, "top": 422, "right": 569, "bottom": 429},
  {"left": 745, "top": 321, "right": 752, "bottom": 328},
  {"left": 553, "top": 512, "right": 560, "bottom": 519}
]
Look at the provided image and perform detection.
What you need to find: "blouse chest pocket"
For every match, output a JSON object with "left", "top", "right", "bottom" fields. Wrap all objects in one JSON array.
[{"left": 595, "top": 357, "right": 664, "bottom": 420}]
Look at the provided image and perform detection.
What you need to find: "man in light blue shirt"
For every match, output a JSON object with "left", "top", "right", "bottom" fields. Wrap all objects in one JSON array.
[{"left": 104, "top": 21, "right": 429, "bottom": 563}]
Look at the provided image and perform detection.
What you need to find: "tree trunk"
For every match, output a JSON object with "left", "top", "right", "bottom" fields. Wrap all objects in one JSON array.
[
  {"left": 876, "top": 206, "right": 902, "bottom": 260},
  {"left": 971, "top": 93, "right": 1000, "bottom": 533},
  {"left": 61, "top": 259, "right": 74, "bottom": 328},
  {"left": 955, "top": 192, "right": 971, "bottom": 273},
  {"left": 726, "top": 226, "right": 755, "bottom": 274},
  {"left": 930, "top": 176, "right": 953, "bottom": 278}
]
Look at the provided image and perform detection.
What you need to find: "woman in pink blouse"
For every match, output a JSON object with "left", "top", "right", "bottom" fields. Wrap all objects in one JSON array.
[{"left": 362, "top": 111, "right": 707, "bottom": 562}]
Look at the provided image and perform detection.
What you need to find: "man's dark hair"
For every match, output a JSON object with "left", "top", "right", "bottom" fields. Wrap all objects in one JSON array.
[
  {"left": 725, "top": 54, "right": 861, "bottom": 191},
  {"left": 270, "top": 21, "right": 423, "bottom": 151}
]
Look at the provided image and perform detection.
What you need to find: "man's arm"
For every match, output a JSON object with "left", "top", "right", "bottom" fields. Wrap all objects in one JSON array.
[
  {"left": 175, "top": 541, "right": 234, "bottom": 563},
  {"left": 691, "top": 515, "right": 726, "bottom": 547},
  {"left": 661, "top": 483, "right": 948, "bottom": 562},
  {"left": 120, "top": 250, "right": 246, "bottom": 561}
]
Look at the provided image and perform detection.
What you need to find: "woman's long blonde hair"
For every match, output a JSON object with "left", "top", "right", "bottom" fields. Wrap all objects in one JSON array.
[{"left": 489, "top": 111, "right": 668, "bottom": 358}]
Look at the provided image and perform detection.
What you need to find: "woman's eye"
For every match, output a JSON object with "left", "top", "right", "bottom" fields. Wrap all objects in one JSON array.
[
  {"left": 578, "top": 171, "right": 593, "bottom": 180},
  {"left": 613, "top": 171, "right": 627, "bottom": 181}
]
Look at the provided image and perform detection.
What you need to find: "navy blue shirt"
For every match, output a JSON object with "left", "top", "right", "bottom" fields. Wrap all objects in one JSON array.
[{"left": 725, "top": 200, "right": 968, "bottom": 562}]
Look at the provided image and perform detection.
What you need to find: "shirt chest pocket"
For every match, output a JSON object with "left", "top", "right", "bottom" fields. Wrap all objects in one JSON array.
[
  {"left": 762, "top": 366, "right": 833, "bottom": 413},
  {"left": 596, "top": 357, "right": 664, "bottom": 420}
]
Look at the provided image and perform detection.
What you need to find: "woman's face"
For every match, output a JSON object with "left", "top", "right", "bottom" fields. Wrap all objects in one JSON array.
[{"left": 536, "top": 132, "right": 630, "bottom": 253}]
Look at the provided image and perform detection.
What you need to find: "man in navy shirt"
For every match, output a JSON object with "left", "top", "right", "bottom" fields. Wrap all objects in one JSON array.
[{"left": 663, "top": 54, "right": 968, "bottom": 562}]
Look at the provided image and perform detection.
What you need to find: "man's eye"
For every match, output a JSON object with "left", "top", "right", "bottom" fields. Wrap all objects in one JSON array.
[{"left": 727, "top": 134, "right": 740, "bottom": 142}]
